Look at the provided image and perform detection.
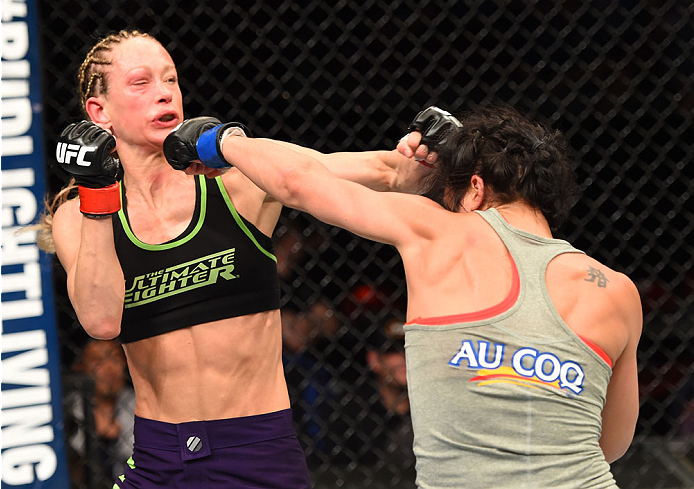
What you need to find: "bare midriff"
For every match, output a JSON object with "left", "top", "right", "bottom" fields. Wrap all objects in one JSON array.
[{"left": 122, "top": 309, "right": 289, "bottom": 423}]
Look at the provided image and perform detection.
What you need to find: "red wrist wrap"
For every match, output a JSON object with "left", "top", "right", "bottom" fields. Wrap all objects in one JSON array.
[
  {"left": 78, "top": 183, "right": 121, "bottom": 216},
  {"left": 416, "top": 159, "right": 435, "bottom": 168}
]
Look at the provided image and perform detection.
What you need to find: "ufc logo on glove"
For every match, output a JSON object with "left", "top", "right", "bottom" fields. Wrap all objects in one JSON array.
[
  {"left": 56, "top": 142, "right": 97, "bottom": 166},
  {"left": 56, "top": 120, "right": 121, "bottom": 218}
]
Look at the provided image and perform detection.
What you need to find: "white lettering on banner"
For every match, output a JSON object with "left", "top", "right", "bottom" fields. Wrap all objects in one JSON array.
[
  {"left": 2, "top": 186, "right": 37, "bottom": 225},
  {"left": 2, "top": 59, "right": 30, "bottom": 77},
  {"left": 3, "top": 79, "right": 30, "bottom": 98},
  {"left": 1, "top": 21, "right": 29, "bottom": 58},
  {"left": 3, "top": 226, "right": 39, "bottom": 265},
  {"left": 2, "top": 169, "right": 43, "bottom": 320},
  {"left": 2, "top": 256, "right": 43, "bottom": 315},
  {"left": 3, "top": 405, "right": 54, "bottom": 448},
  {"left": 2, "top": 98, "right": 33, "bottom": 136},
  {"left": 2, "top": 167, "right": 35, "bottom": 189},
  {"left": 1, "top": 0, "right": 29, "bottom": 22},
  {"left": 2, "top": 298, "right": 44, "bottom": 321},
  {"left": 1, "top": 446, "right": 57, "bottom": 485},
  {"left": 2, "top": 346, "right": 49, "bottom": 386},
  {"left": 2, "top": 386, "right": 52, "bottom": 408},
  {"left": 1, "top": 4, "right": 61, "bottom": 485},
  {"left": 1, "top": 135, "right": 34, "bottom": 157},
  {"left": 1, "top": 329, "right": 46, "bottom": 352},
  {"left": 1, "top": 16, "right": 34, "bottom": 157},
  {"left": 1, "top": 330, "right": 58, "bottom": 484}
]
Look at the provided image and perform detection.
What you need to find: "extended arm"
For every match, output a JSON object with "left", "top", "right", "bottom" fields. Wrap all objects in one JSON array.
[
  {"left": 267, "top": 106, "right": 461, "bottom": 193},
  {"left": 163, "top": 118, "right": 443, "bottom": 247},
  {"left": 168, "top": 119, "right": 428, "bottom": 193},
  {"left": 221, "top": 136, "right": 438, "bottom": 247},
  {"left": 164, "top": 112, "right": 452, "bottom": 195},
  {"left": 266, "top": 140, "right": 428, "bottom": 193}
]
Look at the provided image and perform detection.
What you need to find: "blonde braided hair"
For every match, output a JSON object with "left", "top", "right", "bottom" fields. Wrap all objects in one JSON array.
[
  {"left": 77, "top": 30, "right": 156, "bottom": 114},
  {"left": 32, "top": 30, "right": 160, "bottom": 253}
]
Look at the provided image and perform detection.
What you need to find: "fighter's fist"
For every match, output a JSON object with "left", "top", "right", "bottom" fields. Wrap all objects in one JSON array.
[
  {"left": 56, "top": 121, "right": 121, "bottom": 218},
  {"left": 164, "top": 117, "right": 251, "bottom": 171},
  {"left": 56, "top": 121, "right": 119, "bottom": 189},
  {"left": 407, "top": 106, "right": 462, "bottom": 150}
]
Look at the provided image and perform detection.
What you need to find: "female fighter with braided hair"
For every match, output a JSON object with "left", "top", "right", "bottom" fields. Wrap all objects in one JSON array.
[
  {"left": 41, "top": 30, "right": 426, "bottom": 489},
  {"left": 166, "top": 105, "right": 642, "bottom": 489}
]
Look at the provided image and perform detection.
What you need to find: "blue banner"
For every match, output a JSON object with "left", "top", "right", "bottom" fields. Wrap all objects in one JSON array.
[{"left": 1, "top": 0, "right": 71, "bottom": 487}]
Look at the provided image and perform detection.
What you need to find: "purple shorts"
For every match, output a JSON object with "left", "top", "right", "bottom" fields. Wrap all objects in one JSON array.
[{"left": 115, "top": 409, "right": 312, "bottom": 489}]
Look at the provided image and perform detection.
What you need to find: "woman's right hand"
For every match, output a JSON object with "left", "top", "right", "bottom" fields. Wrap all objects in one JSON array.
[
  {"left": 397, "top": 106, "right": 463, "bottom": 166},
  {"left": 397, "top": 130, "right": 438, "bottom": 166}
]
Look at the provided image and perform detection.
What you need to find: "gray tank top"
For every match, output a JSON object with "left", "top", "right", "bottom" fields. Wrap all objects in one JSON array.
[{"left": 403, "top": 208, "right": 617, "bottom": 489}]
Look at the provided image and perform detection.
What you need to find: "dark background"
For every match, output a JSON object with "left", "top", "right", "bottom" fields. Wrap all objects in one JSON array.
[{"left": 36, "top": 1, "right": 693, "bottom": 488}]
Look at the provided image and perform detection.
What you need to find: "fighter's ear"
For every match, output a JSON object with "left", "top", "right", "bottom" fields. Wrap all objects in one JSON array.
[
  {"left": 85, "top": 96, "right": 113, "bottom": 133},
  {"left": 465, "top": 175, "right": 487, "bottom": 211}
]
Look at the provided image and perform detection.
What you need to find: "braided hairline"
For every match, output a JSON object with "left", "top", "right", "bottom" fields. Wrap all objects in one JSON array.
[{"left": 77, "top": 30, "right": 155, "bottom": 111}]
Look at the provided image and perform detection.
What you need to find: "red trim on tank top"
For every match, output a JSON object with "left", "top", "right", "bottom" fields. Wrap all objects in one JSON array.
[
  {"left": 406, "top": 254, "right": 520, "bottom": 326},
  {"left": 577, "top": 335, "right": 613, "bottom": 368}
]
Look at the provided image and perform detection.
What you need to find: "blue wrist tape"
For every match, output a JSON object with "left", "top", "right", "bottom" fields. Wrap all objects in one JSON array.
[{"left": 196, "top": 125, "right": 230, "bottom": 169}]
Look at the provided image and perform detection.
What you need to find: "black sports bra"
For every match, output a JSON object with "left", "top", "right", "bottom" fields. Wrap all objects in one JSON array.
[{"left": 113, "top": 175, "right": 280, "bottom": 343}]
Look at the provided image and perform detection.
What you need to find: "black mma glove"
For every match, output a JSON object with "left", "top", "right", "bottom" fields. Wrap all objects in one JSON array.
[
  {"left": 407, "top": 106, "right": 462, "bottom": 150},
  {"left": 163, "top": 117, "right": 251, "bottom": 171},
  {"left": 56, "top": 121, "right": 120, "bottom": 218}
]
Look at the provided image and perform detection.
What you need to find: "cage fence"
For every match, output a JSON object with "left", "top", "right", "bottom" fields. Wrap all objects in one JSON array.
[{"left": 36, "top": 0, "right": 693, "bottom": 488}]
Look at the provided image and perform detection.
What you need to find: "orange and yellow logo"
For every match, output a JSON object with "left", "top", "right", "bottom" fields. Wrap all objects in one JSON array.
[{"left": 470, "top": 366, "right": 562, "bottom": 391}]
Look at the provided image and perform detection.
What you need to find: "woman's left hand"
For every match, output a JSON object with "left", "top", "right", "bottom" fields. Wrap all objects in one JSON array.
[{"left": 183, "top": 162, "right": 228, "bottom": 178}]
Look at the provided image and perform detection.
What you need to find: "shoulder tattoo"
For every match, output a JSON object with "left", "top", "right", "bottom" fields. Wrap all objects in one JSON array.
[{"left": 585, "top": 266, "right": 609, "bottom": 288}]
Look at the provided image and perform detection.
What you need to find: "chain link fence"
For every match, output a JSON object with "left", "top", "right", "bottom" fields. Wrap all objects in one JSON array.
[{"left": 36, "top": 0, "right": 693, "bottom": 487}]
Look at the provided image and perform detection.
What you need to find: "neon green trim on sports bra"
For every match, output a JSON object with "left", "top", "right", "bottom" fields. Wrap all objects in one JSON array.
[
  {"left": 117, "top": 175, "right": 208, "bottom": 251},
  {"left": 215, "top": 177, "right": 277, "bottom": 263}
]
